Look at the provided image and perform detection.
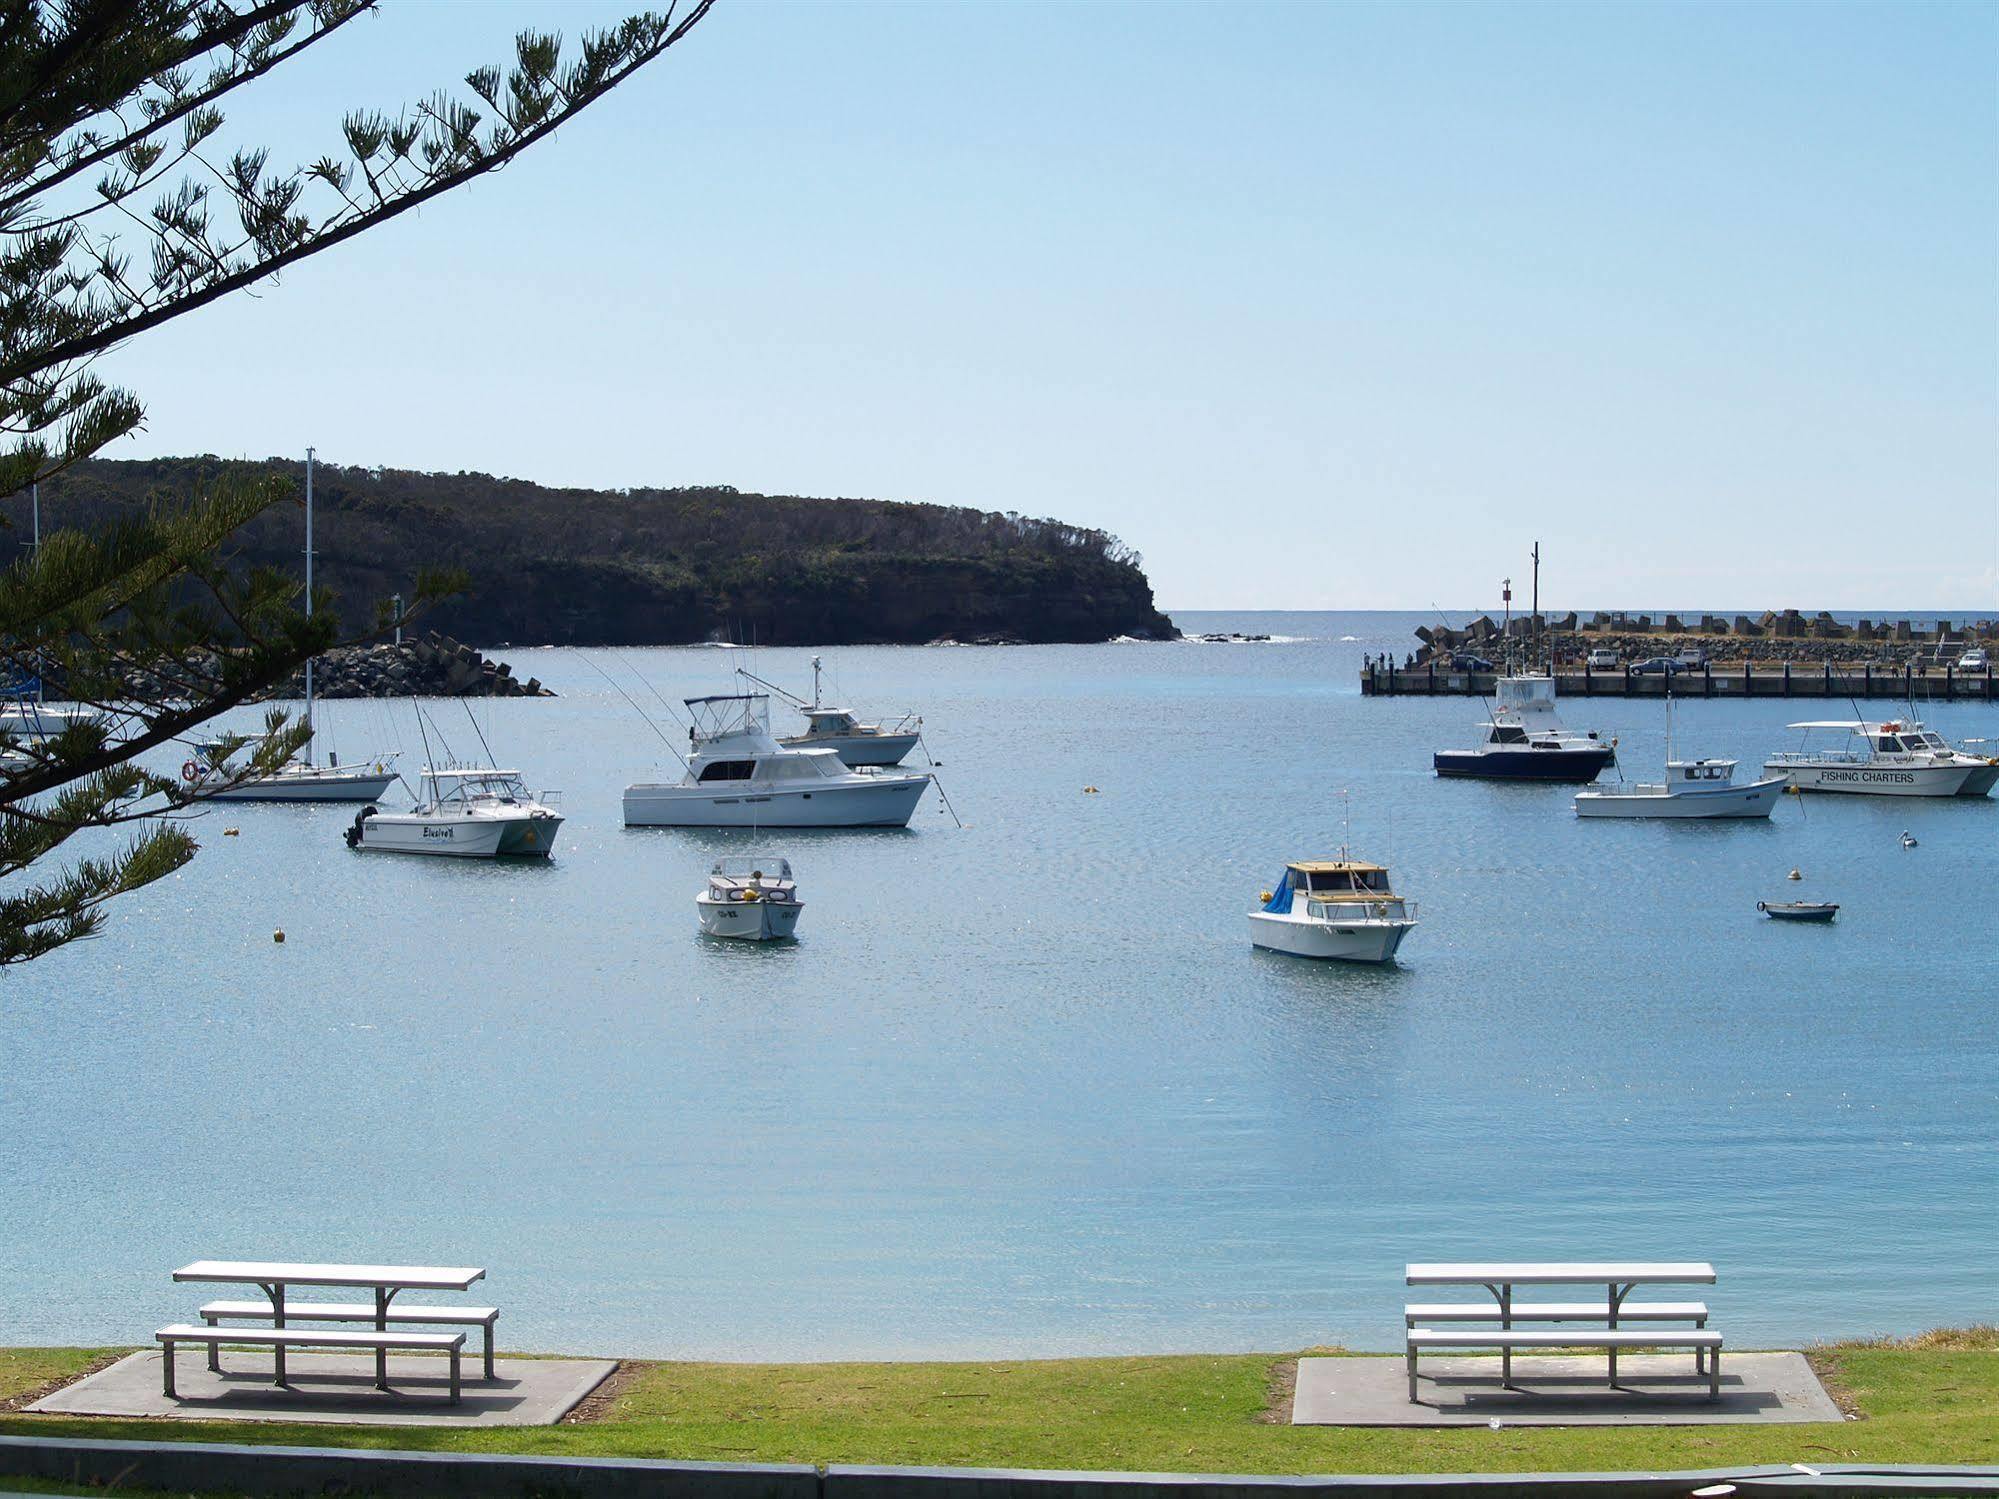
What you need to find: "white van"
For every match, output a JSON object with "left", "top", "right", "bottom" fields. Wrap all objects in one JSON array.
[{"left": 1586, "top": 648, "right": 1619, "bottom": 669}]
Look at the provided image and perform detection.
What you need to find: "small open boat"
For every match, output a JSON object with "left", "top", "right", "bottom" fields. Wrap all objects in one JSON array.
[{"left": 1758, "top": 901, "right": 1839, "bottom": 923}]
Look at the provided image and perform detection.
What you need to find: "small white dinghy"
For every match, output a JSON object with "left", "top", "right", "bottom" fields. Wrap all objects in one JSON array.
[
  {"left": 696, "top": 857, "right": 804, "bottom": 940},
  {"left": 1248, "top": 859, "right": 1417, "bottom": 963}
]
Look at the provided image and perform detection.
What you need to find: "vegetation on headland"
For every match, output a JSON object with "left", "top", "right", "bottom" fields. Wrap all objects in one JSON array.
[
  {"left": 1, "top": 1332, "right": 1993, "bottom": 1475},
  {"left": 41, "top": 459, "right": 1180, "bottom": 648}
]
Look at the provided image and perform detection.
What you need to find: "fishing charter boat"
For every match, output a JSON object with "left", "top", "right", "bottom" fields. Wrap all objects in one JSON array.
[
  {"left": 1248, "top": 860, "right": 1418, "bottom": 963},
  {"left": 1764, "top": 719, "right": 1996, "bottom": 797},
  {"left": 623, "top": 695, "right": 930, "bottom": 828},
  {"left": 738, "top": 658, "right": 922, "bottom": 767},
  {"left": 696, "top": 857, "right": 804, "bottom": 940},
  {"left": 345, "top": 767, "right": 563, "bottom": 857},
  {"left": 1433, "top": 674, "right": 1616, "bottom": 782}
]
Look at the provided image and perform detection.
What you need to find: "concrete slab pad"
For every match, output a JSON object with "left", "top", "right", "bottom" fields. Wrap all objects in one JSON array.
[
  {"left": 1292, "top": 1352, "right": 1844, "bottom": 1426},
  {"left": 27, "top": 1351, "right": 615, "bottom": 1427}
]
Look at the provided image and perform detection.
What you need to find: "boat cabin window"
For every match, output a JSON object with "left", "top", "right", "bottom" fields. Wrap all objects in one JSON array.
[
  {"left": 697, "top": 759, "right": 756, "bottom": 783},
  {"left": 1490, "top": 725, "right": 1528, "bottom": 745},
  {"left": 1876, "top": 735, "right": 1904, "bottom": 752}
]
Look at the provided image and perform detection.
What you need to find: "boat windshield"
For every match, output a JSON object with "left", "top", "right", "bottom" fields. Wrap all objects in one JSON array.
[
  {"left": 803, "top": 710, "right": 860, "bottom": 733},
  {"left": 426, "top": 769, "right": 533, "bottom": 804},
  {"left": 712, "top": 857, "right": 793, "bottom": 881}
]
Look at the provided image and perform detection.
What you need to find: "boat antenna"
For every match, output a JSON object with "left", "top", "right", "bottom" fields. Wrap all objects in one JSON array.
[
  {"left": 735, "top": 664, "right": 810, "bottom": 709},
  {"left": 1338, "top": 788, "right": 1351, "bottom": 861},
  {"left": 569, "top": 650, "right": 688, "bottom": 769},
  {"left": 613, "top": 652, "right": 691, "bottom": 727},
  {"left": 460, "top": 696, "right": 498, "bottom": 766},
  {"left": 410, "top": 695, "right": 435, "bottom": 773}
]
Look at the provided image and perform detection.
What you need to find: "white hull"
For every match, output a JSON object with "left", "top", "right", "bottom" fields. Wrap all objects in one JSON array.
[
  {"left": 1575, "top": 776, "right": 1786, "bottom": 819},
  {"left": 696, "top": 897, "right": 803, "bottom": 940},
  {"left": 1766, "top": 761, "right": 1975, "bottom": 797},
  {"left": 777, "top": 731, "right": 919, "bottom": 767},
  {"left": 355, "top": 811, "right": 562, "bottom": 857},
  {"left": 202, "top": 768, "right": 397, "bottom": 803},
  {"left": 624, "top": 775, "right": 928, "bottom": 828},
  {"left": 1248, "top": 912, "right": 1414, "bottom": 963}
]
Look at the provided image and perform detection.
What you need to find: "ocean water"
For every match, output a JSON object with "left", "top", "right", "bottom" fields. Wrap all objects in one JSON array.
[{"left": 4, "top": 611, "right": 1994, "bottom": 1359}]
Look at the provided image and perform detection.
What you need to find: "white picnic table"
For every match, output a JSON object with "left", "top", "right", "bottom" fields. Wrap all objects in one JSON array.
[
  {"left": 1405, "top": 1261, "right": 1717, "bottom": 1382},
  {"left": 172, "top": 1260, "right": 485, "bottom": 1388}
]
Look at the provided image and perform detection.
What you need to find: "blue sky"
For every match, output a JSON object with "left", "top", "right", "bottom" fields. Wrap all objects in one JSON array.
[{"left": 102, "top": 0, "right": 1996, "bottom": 610}]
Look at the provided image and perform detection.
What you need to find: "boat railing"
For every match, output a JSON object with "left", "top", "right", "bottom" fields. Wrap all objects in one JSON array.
[{"left": 1766, "top": 749, "right": 1865, "bottom": 765}]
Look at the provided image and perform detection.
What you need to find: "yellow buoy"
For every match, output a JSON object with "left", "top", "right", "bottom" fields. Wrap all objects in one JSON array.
[
  {"left": 1083, "top": 786, "right": 1099, "bottom": 794},
  {"left": 272, "top": 929, "right": 286, "bottom": 943},
  {"left": 222, "top": 828, "right": 240, "bottom": 837}
]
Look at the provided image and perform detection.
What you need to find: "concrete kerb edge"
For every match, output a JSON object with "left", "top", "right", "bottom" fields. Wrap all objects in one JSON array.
[
  {"left": 0, "top": 1433, "right": 817, "bottom": 1498},
  {"left": 1, "top": 1440, "right": 1996, "bottom": 1498}
]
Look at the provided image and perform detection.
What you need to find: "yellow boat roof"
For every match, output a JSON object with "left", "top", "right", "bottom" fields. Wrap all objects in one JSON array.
[{"left": 1288, "top": 860, "right": 1388, "bottom": 874}]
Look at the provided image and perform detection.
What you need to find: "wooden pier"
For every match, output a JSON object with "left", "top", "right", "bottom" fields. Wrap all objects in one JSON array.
[{"left": 1362, "top": 662, "right": 1998, "bottom": 700}]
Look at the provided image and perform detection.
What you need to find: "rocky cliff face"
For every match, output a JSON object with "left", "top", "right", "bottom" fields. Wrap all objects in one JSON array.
[{"left": 44, "top": 459, "right": 1179, "bottom": 647}]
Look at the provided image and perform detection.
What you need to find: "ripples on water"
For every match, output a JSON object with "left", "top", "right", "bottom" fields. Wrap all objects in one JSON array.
[{"left": 4, "top": 611, "right": 1994, "bottom": 1357}]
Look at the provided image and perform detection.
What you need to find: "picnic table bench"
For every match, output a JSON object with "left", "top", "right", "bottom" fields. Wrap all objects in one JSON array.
[
  {"left": 1404, "top": 1261, "right": 1721, "bottom": 1403},
  {"left": 165, "top": 1260, "right": 491, "bottom": 1401}
]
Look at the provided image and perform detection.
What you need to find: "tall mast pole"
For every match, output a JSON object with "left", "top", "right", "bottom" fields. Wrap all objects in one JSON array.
[
  {"left": 30, "top": 482, "right": 41, "bottom": 701},
  {"left": 1530, "top": 540, "right": 1540, "bottom": 669},
  {"left": 304, "top": 448, "right": 315, "bottom": 763}
]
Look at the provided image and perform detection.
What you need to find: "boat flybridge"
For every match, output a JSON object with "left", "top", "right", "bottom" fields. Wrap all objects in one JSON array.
[
  {"left": 1764, "top": 719, "right": 1998, "bottom": 798},
  {"left": 623, "top": 694, "right": 931, "bottom": 828},
  {"left": 737, "top": 658, "right": 922, "bottom": 767},
  {"left": 345, "top": 767, "right": 563, "bottom": 857},
  {"left": 1248, "top": 860, "right": 1418, "bottom": 963},
  {"left": 696, "top": 857, "right": 804, "bottom": 940},
  {"left": 1433, "top": 673, "right": 1616, "bottom": 782}
]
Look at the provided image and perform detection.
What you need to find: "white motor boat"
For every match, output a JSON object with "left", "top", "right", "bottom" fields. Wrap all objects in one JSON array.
[
  {"left": 695, "top": 857, "right": 804, "bottom": 940},
  {"left": 345, "top": 767, "right": 563, "bottom": 857},
  {"left": 1248, "top": 859, "right": 1418, "bottom": 963},
  {"left": 0, "top": 699, "right": 104, "bottom": 741},
  {"left": 1575, "top": 758, "right": 1787, "bottom": 818},
  {"left": 1765, "top": 719, "right": 1995, "bottom": 797},
  {"left": 188, "top": 735, "right": 397, "bottom": 803},
  {"left": 623, "top": 694, "right": 930, "bottom": 828},
  {"left": 740, "top": 658, "right": 921, "bottom": 767}
]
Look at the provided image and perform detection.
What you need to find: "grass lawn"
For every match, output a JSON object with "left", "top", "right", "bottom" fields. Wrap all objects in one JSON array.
[{"left": 1, "top": 1332, "right": 1993, "bottom": 1476}]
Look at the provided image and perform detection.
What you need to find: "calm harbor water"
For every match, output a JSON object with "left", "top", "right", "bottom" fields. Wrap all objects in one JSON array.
[{"left": 5, "top": 611, "right": 1995, "bottom": 1359}]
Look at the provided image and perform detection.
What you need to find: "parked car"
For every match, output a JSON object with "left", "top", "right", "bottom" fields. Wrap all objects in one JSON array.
[
  {"left": 1448, "top": 653, "right": 1493, "bottom": 671},
  {"left": 1586, "top": 648, "right": 1619, "bottom": 669},
  {"left": 1631, "top": 656, "right": 1685, "bottom": 675},
  {"left": 1959, "top": 648, "right": 1990, "bottom": 671},
  {"left": 1674, "top": 649, "right": 1709, "bottom": 669}
]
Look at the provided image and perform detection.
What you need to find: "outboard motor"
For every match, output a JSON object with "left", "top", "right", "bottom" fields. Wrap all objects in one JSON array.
[{"left": 344, "top": 804, "right": 377, "bottom": 848}]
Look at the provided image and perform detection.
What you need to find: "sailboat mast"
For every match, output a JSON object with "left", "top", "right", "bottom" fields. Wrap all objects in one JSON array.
[
  {"left": 304, "top": 448, "right": 315, "bottom": 763},
  {"left": 29, "top": 481, "right": 41, "bottom": 703}
]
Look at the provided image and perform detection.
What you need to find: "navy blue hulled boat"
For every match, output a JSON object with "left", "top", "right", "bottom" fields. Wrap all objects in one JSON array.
[{"left": 1433, "top": 674, "right": 1615, "bottom": 782}]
